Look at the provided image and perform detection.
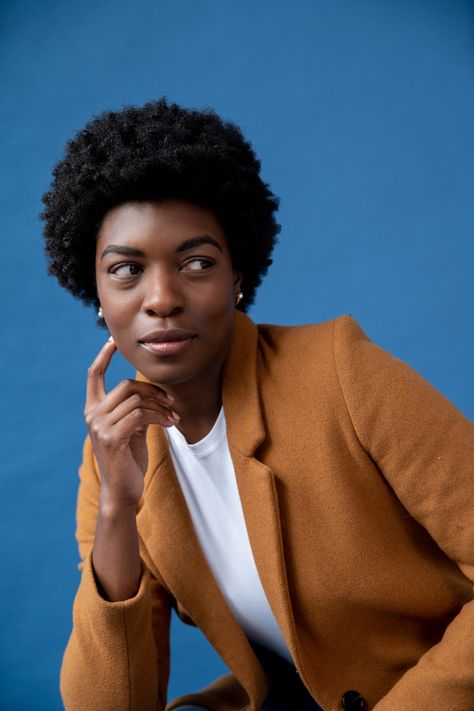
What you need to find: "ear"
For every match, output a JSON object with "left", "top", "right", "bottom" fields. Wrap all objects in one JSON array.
[{"left": 233, "top": 270, "right": 243, "bottom": 290}]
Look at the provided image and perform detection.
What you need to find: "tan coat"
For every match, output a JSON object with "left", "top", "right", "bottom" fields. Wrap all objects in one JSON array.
[{"left": 60, "top": 311, "right": 474, "bottom": 711}]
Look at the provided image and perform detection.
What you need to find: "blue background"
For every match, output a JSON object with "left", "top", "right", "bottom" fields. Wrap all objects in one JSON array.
[{"left": 1, "top": 1, "right": 473, "bottom": 709}]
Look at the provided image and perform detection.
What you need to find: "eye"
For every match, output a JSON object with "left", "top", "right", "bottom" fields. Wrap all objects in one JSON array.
[
  {"left": 108, "top": 263, "right": 143, "bottom": 278},
  {"left": 181, "top": 257, "right": 214, "bottom": 271}
]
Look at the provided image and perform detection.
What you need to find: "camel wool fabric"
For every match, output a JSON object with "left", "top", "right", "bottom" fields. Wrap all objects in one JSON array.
[{"left": 60, "top": 311, "right": 474, "bottom": 711}]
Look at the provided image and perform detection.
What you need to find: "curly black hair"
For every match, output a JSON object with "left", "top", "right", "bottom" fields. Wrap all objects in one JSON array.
[{"left": 40, "top": 97, "right": 281, "bottom": 323}]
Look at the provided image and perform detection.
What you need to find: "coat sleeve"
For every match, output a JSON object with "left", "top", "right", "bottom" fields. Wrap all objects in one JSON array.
[
  {"left": 334, "top": 315, "right": 474, "bottom": 710},
  {"left": 60, "top": 435, "right": 172, "bottom": 711}
]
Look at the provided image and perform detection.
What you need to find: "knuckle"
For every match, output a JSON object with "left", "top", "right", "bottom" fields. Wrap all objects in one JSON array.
[
  {"left": 100, "top": 431, "right": 114, "bottom": 448},
  {"left": 90, "top": 421, "right": 101, "bottom": 437}
]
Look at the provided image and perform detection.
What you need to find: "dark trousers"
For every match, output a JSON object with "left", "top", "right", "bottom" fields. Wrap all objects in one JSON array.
[{"left": 176, "top": 644, "right": 324, "bottom": 711}]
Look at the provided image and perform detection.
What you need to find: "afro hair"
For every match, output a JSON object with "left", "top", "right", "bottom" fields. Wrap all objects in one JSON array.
[{"left": 41, "top": 97, "right": 281, "bottom": 322}]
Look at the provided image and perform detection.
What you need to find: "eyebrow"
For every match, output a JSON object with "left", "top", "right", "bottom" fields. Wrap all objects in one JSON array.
[
  {"left": 100, "top": 245, "right": 145, "bottom": 259},
  {"left": 100, "top": 235, "right": 223, "bottom": 260},
  {"left": 176, "top": 235, "right": 223, "bottom": 254}
]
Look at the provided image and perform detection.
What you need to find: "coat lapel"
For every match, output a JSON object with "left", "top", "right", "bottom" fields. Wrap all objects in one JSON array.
[
  {"left": 136, "top": 430, "right": 268, "bottom": 704},
  {"left": 222, "top": 312, "right": 300, "bottom": 662},
  {"left": 135, "top": 311, "right": 299, "bottom": 700}
]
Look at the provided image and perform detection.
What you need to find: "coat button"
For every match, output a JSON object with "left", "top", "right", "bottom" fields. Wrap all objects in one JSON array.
[{"left": 341, "top": 690, "right": 366, "bottom": 710}]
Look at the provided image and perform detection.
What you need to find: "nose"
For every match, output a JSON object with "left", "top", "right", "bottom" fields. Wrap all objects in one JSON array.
[{"left": 141, "top": 268, "right": 184, "bottom": 317}]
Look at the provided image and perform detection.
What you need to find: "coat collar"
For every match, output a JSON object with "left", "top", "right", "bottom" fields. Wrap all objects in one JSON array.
[
  {"left": 220, "top": 310, "right": 265, "bottom": 456},
  {"left": 135, "top": 311, "right": 299, "bottom": 706}
]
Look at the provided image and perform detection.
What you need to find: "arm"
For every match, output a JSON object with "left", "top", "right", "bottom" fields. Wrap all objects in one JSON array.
[
  {"left": 60, "top": 335, "right": 177, "bottom": 711},
  {"left": 334, "top": 315, "right": 474, "bottom": 710},
  {"left": 60, "top": 434, "right": 172, "bottom": 711}
]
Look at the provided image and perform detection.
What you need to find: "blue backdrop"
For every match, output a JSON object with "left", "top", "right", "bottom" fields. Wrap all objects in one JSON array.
[{"left": 1, "top": 1, "right": 473, "bottom": 709}]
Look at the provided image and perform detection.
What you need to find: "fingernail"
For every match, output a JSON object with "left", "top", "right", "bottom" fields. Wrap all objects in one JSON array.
[
  {"left": 108, "top": 336, "right": 114, "bottom": 343},
  {"left": 170, "top": 410, "right": 180, "bottom": 422}
]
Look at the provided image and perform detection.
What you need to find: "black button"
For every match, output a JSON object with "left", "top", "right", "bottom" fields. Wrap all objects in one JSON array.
[{"left": 341, "top": 690, "right": 366, "bottom": 710}]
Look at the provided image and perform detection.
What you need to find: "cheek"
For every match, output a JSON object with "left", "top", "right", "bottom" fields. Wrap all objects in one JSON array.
[
  {"left": 96, "top": 293, "right": 139, "bottom": 346},
  {"left": 96, "top": 277, "right": 138, "bottom": 318},
  {"left": 199, "top": 290, "right": 234, "bottom": 327},
  {"left": 201, "top": 302, "right": 236, "bottom": 353}
]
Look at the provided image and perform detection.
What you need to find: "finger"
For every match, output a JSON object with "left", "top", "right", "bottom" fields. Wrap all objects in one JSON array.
[
  {"left": 111, "top": 406, "right": 180, "bottom": 442},
  {"left": 106, "top": 392, "right": 179, "bottom": 427},
  {"left": 85, "top": 338, "right": 118, "bottom": 412},
  {"left": 95, "top": 379, "right": 174, "bottom": 416}
]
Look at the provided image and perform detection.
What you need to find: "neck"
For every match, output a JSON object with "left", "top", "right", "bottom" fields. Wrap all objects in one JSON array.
[{"left": 160, "top": 362, "right": 224, "bottom": 445}]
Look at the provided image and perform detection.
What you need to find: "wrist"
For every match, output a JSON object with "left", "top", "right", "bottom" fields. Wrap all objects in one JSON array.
[{"left": 99, "top": 491, "right": 139, "bottom": 519}]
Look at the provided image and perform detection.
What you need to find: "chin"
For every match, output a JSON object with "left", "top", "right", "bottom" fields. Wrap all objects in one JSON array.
[{"left": 141, "top": 364, "right": 199, "bottom": 387}]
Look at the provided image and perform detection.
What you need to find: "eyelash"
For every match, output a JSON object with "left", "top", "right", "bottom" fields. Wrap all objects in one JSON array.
[
  {"left": 181, "top": 257, "right": 215, "bottom": 271},
  {"left": 109, "top": 263, "right": 142, "bottom": 277},
  {"left": 108, "top": 257, "right": 215, "bottom": 277}
]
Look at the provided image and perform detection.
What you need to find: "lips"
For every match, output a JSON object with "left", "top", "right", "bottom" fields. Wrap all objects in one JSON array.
[
  {"left": 138, "top": 329, "right": 196, "bottom": 344},
  {"left": 138, "top": 329, "right": 196, "bottom": 356}
]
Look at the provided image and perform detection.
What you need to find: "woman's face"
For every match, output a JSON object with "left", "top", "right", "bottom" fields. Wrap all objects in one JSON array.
[{"left": 95, "top": 199, "right": 242, "bottom": 388}]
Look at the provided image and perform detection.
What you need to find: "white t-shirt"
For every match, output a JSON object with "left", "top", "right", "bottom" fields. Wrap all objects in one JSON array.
[{"left": 166, "top": 406, "right": 292, "bottom": 663}]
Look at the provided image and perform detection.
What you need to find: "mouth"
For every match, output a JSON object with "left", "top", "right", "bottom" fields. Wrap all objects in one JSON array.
[{"left": 138, "top": 329, "right": 196, "bottom": 357}]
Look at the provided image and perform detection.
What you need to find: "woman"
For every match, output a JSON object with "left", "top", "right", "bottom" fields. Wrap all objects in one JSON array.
[{"left": 41, "top": 98, "right": 474, "bottom": 711}]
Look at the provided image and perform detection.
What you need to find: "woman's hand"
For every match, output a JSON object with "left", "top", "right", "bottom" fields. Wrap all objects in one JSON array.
[{"left": 84, "top": 338, "right": 179, "bottom": 510}]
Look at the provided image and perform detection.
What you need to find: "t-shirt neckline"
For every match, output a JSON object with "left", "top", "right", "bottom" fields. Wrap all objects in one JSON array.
[{"left": 165, "top": 405, "right": 226, "bottom": 457}]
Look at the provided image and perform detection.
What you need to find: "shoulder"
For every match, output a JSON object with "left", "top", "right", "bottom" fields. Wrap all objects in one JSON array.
[
  {"left": 255, "top": 313, "right": 368, "bottom": 361},
  {"left": 251, "top": 315, "right": 374, "bottom": 398}
]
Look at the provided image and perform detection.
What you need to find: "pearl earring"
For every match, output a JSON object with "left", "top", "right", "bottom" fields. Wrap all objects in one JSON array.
[
  {"left": 98, "top": 307, "right": 104, "bottom": 318},
  {"left": 235, "top": 292, "right": 243, "bottom": 306}
]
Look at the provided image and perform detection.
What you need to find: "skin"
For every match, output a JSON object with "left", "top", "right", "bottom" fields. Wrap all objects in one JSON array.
[
  {"left": 84, "top": 199, "right": 242, "bottom": 600},
  {"left": 96, "top": 199, "right": 241, "bottom": 437}
]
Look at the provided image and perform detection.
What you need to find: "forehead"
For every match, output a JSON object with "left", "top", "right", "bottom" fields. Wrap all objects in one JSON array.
[{"left": 96, "top": 200, "right": 228, "bottom": 250}]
